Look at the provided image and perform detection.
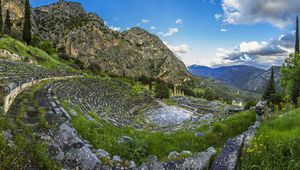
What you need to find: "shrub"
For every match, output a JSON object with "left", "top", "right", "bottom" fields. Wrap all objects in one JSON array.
[
  {"left": 38, "top": 41, "right": 55, "bottom": 55},
  {"left": 154, "top": 80, "right": 170, "bottom": 99},
  {"left": 244, "top": 100, "right": 257, "bottom": 110}
]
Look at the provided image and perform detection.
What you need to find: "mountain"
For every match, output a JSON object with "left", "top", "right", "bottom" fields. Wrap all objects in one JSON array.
[
  {"left": 188, "top": 65, "right": 281, "bottom": 93},
  {"left": 3, "top": 0, "right": 189, "bottom": 84}
]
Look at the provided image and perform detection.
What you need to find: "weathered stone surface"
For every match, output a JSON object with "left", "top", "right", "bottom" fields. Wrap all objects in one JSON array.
[
  {"left": 212, "top": 135, "right": 244, "bottom": 170},
  {"left": 174, "top": 147, "right": 216, "bottom": 170},
  {"left": 129, "top": 161, "right": 137, "bottom": 169},
  {"left": 180, "top": 150, "right": 192, "bottom": 157},
  {"left": 118, "top": 136, "right": 133, "bottom": 144},
  {"left": 63, "top": 145, "right": 100, "bottom": 170},
  {"left": 168, "top": 151, "right": 180, "bottom": 159},
  {"left": 54, "top": 123, "right": 76, "bottom": 149},
  {"left": 3, "top": 129, "right": 13, "bottom": 141},
  {"left": 95, "top": 149, "right": 110, "bottom": 159},
  {"left": 255, "top": 101, "right": 269, "bottom": 116},
  {"left": 195, "top": 132, "right": 205, "bottom": 137},
  {"left": 49, "top": 144, "right": 64, "bottom": 161}
]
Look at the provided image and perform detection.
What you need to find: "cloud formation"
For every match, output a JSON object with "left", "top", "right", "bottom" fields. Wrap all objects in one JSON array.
[
  {"left": 159, "top": 28, "right": 179, "bottom": 37},
  {"left": 164, "top": 42, "right": 190, "bottom": 54},
  {"left": 214, "top": 31, "right": 295, "bottom": 68},
  {"left": 141, "top": 19, "right": 150, "bottom": 23},
  {"left": 175, "top": 19, "right": 183, "bottom": 25},
  {"left": 214, "top": 14, "right": 222, "bottom": 20},
  {"left": 109, "top": 26, "right": 121, "bottom": 31},
  {"left": 221, "top": 0, "right": 300, "bottom": 28},
  {"left": 150, "top": 26, "right": 157, "bottom": 30},
  {"left": 220, "top": 28, "right": 227, "bottom": 32}
]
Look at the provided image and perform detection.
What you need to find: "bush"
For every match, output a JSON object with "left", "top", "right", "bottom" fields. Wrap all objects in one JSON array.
[
  {"left": 244, "top": 100, "right": 257, "bottom": 110},
  {"left": 154, "top": 81, "right": 170, "bottom": 99},
  {"left": 38, "top": 41, "right": 55, "bottom": 55}
]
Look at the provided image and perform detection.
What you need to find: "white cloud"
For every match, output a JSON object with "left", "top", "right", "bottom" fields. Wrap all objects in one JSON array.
[
  {"left": 159, "top": 28, "right": 179, "bottom": 37},
  {"left": 214, "top": 14, "right": 222, "bottom": 20},
  {"left": 214, "top": 31, "right": 295, "bottom": 68},
  {"left": 150, "top": 26, "right": 157, "bottom": 30},
  {"left": 141, "top": 19, "right": 150, "bottom": 23},
  {"left": 221, "top": 0, "right": 300, "bottom": 28},
  {"left": 175, "top": 19, "right": 183, "bottom": 25},
  {"left": 109, "top": 26, "right": 121, "bottom": 31},
  {"left": 164, "top": 42, "right": 190, "bottom": 54},
  {"left": 104, "top": 21, "right": 108, "bottom": 26},
  {"left": 220, "top": 28, "right": 227, "bottom": 32}
]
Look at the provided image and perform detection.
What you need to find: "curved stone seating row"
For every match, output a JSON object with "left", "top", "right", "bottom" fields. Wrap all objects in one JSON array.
[
  {"left": 0, "top": 60, "right": 77, "bottom": 112},
  {"left": 47, "top": 77, "right": 158, "bottom": 127}
]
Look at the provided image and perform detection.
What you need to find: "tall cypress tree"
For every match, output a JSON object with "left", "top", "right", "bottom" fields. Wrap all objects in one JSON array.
[
  {"left": 296, "top": 16, "right": 300, "bottom": 54},
  {"left": 22, "top": 0, "right": 31, "bottom": 45},
  {"left": 0, "top": 0, "right": 3, "bottom": 34},
  {"left": 263, "top": 66, "right": 276, "bottom": 102},
  {"left": 4, "top": 10, "right": 12, "bottom": 35}
]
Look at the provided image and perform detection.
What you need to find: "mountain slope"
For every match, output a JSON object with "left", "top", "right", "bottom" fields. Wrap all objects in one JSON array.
[
  {"left": 188, "top": 65, "right": 281, "bottom": 93},
  {"left": 3, "top": 0, "right": 189, "bottom": 84}
]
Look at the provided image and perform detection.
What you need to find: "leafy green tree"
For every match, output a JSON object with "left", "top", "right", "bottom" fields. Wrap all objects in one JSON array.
[
  {"left": 4, "top": 10, "right": 12, "bottom": 35},
  {"left": 154, "top": 80, "right": 170, "bottom": 99},
  {"left": 296, "top": 16, "right": 299, "bottom": 54},
  {"left": 281, "top": 16, "right": 300, "bottom": 104},
  {"left": 281, "top": 53, "right": 300, "bottom": 104},
  {"left": 0, "top": 0, "right": 3, "bottom": 34},
  {"left": 263, "top": 66, "right": 276, "bottom": 103},
  {"left": 22, "top": 0, "right": 31, "bottom": 44}
]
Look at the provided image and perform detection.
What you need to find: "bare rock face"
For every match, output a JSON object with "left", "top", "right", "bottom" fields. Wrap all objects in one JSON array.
[
  {"left": 3, "top": 0, "right": 189, "bottom": 83},
  {"left": 29, "top": 1, "right": 189, "bottom": 84}
]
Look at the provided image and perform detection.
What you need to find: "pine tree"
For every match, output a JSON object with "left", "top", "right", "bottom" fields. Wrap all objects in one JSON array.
[
  {"left": 0, "top": 0, "right": 3, "bottom": 34},
  {"left": 296, "top": 16, "right": 300, "bottom": 54},
  {"left": 263, "top": 66, "right": 276, "bottom": 102},
  {"left": 4, "top": 10, "right": 12, "bottom": 35},
  {"left": 22, "top": 0, "right": 32, "bottom": 44}
]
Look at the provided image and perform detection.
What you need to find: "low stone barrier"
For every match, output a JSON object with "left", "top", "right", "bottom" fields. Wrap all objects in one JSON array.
[
  {"left": 1, "top": 76, "right": 79, "bottom": 113},
  {"left": 212, "top": 120, "right": 261, "bottom": 170}
]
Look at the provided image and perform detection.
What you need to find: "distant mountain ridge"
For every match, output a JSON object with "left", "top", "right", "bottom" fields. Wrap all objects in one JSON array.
[{"left": 188, "top": 65, "right": 281, "bottom": 93}]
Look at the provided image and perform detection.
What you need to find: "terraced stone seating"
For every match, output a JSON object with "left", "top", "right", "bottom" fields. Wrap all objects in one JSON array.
[
  {"left": 0, "top": 60, "right": 77, "bottom": 112},
  {"left": 47, "top": 77, "right": 158, "bottom": 127},
  {"left": 171, "top": 96, "right": 227, "bottom": 115}
]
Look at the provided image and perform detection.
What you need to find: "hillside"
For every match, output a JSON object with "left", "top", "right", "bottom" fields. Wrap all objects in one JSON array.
[
  {"left": 188, "top": 65, "right": 281, "bottom": 93},
  {"left": 2, "top": 0, "right": 189, "bottom": 84}
]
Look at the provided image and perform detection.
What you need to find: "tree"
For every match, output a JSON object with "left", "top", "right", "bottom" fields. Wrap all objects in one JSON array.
[
  {"left": 0, "top": 0, "right": 3, "bottom": 34},
  {"left": 154, "top": 80, "right": 170, "bottom": 99},
  {"left": 4, "top": 10, "right": 12, "bottom": 35},
  {"left": 263, "top": 66, "right": 276, "bottom": 103},
  {"left": 22, "top": 0, "right": 31, "bottom": 44},
  {"left": 296, "top": 16, "right": 300, "bottom": 54},
  {"left": 281, "top": 17, "right": 300, "bottom": 104}
]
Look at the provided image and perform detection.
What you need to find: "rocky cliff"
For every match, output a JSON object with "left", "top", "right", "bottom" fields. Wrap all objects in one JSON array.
[{"left": 2, "top": 0, "right": 189, "bottom": 84}]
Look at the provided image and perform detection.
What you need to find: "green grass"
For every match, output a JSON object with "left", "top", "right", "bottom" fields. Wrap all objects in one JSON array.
[
  {"left": 61, "top": 99, "right": 255, "bottom": 165},
  {"left": 0, "top": 35, "right": 73, "bottom": 70},
  {"left": 242, "top": 108, "right": 300, "bottom": 170}
]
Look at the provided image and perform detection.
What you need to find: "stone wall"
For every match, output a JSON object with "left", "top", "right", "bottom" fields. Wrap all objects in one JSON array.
[{"left": 1, "top": 76, "right": 78, "bottom": 113}]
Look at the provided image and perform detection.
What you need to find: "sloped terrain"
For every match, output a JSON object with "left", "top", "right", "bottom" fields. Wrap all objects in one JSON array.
[{"left": 188, "top": 65, "right": 281, "bottom": 93}]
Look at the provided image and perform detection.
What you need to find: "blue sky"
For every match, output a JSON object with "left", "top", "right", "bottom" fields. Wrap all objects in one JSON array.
[{"left": 31, "top": 0, "right": 300, "bottom": 69}]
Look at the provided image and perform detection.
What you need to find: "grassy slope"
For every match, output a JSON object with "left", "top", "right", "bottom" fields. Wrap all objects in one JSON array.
[
  {"left": 0, "top": 35, "right": 73, "bottom": 71},
  {"left": 242, "top": 108, "right": 300, "bottom": 169}
]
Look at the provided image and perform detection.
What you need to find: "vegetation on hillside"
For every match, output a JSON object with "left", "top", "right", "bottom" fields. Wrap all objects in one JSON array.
[
  {"left": 242, "top": 108, "right": 300, "bottom": 169},
  {"left": 61, "top": 98, "right": 255, "bottom": 165}
]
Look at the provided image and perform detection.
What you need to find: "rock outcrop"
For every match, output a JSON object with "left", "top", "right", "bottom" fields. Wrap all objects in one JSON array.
[{"left": 2, "top": 0, "right": 189, "bottom": 84}]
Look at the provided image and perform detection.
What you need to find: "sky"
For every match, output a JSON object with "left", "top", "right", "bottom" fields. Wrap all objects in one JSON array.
[{"left": 31, "top": 0, "right": 300, "bottom": 69}]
